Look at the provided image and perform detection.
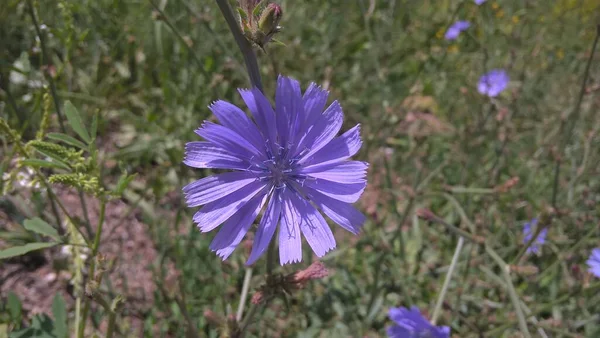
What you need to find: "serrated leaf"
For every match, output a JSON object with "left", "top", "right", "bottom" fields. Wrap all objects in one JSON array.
[
  {"left": 7, "top": 292, "right": 22, "bottom": 321},
  {"left": 46, "top": 133, "right": 87, "bottom": 149},
  {"left": 63, "top": 101, "right": 91, "bottom": 143},
  {"left": 23, "top": 218, "right": 60, "bottom": 241},
  {"left": 20, "top": 159, "right": 70, "bottom": 171},
  {"left": 0, "top": 242, "right": 57, "bottom": 260},
  {"left": 51, "top": 294, "right": 67, "bottom": 338}
]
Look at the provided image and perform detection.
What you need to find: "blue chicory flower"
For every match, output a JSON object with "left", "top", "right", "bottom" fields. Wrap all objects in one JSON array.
[
  {"left": 387, "top": 306, "right": 450, "bottom": 338},
  {"left": 183, "top": 75, "right": 367, "bottom": 265},
  {"left": 445, "top": 20, "right": 471, "bottom": 40},
  {"left": 587, "top": 248, "right": 600, "bottom": 278},
  {"left": 523, "top": 218, "right": 547, "bottom": 254},
  {"left": 475, "top": 0, "right": 487, "bottom": 5},
  {"left": 477, "top": 69, "right": 509, "bottom": 97}
]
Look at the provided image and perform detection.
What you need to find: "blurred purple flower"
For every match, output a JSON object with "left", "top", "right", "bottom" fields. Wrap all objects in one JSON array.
[
  {"left": 183, "top": 75, "right": 367, "bottom": 265},
  {"left": 444, "top": 21, "right": 471, "bottom": 40},
  {"left": 477, "top": 69, "right": 509, "bottom": 97},
  {"left": 587, "top": 248, "right": 600, "bottom": 278},
  {"left": 475, "top": 0, "right": 487, "bottom": 4},
  {"left": 523, "top": 218, "right": 547, "bottom": 254},
  {"left": 387, "top": 306, "right": 450, "bottom": 338}
]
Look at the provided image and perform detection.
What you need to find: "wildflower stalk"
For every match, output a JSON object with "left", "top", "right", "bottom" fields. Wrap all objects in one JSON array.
[
  {"left": 485, "top": 244, "right": 531, "bottom": 338},
  {"left": 216, "top": 0, "right": 263, "bottom": 90},
  {"left": 77, "top": 199, "right": 107, "bottom": 338},
  {"left": 236, "top": 268, "right": 253, "bottom": 321},
  {"left": 552, "top": 24, "right": 600, "bottom": 208},
  {"left": 431, "top": 236, "right": 464, "bottom": 325},
  {"left": 27, "top": 0, "right": 94, "bottom": 237},
  {"left": 26, "top": 0, "right": 66, "bottom": 132}
]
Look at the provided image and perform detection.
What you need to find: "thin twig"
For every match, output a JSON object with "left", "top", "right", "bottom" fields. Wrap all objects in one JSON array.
[
  {"left": 236, "top": 268, "right": 253, "bottom": 321},
  {"left": 485, "top": 244, "right": 531, "bottom": 338},
  {"left": 26, "top": 0, "right": 66, "bottom": 132},
  {"left": 431, "top": 236, "right": 464, "bottom": 325},
  {"left": 551, "top": 25, "right": 600, "bottom": 209}
]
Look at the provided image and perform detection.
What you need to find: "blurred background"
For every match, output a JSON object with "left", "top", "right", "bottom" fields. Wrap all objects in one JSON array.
[{"left": 1, "top": 0, "right": 600, "bottom": 336}]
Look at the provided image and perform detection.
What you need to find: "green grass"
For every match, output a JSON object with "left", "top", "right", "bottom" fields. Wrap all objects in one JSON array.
[{"left": 1, "top": 0, "right": 600, "bottom": 337}]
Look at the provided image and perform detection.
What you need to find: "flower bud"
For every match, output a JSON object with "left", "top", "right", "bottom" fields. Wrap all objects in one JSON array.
[{"left": 258, "top": 3, "right": 282, "bottom": 38}]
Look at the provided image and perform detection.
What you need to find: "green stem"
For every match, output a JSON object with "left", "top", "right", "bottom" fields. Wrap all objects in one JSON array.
[
  {"left": 266, "top": 238, "right": 276, "bottom": 276},
  {"left": 106, "top": 311, "right": 116, "bottom": 338},
  {"left": 552, "top": 24, "right": 600, "bottom": 208},
  {"left": 485, "top": 244, "right": 531, "bottom": 338},
  {"left": 431, "top": 236, "right": 464, "bottom": 325},
  {"left": 215, "top": 0, "right": 263, "bottom": 90},
  {"left": 236, "top": 268, "right": 253, "bottom": 321},
  {"left": 77, "top": 200, "right": 106, "bottom": 338},
  {"left": 26, "top": 0, "right": 66, "bottom": 132}
]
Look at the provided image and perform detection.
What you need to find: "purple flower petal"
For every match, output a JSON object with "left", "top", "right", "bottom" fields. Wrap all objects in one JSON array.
[
  {"left": 302, "top": 161, "right": 369, "bottom": 183},
  {"left": 301, "top": 83, "right": 329, "bottom": 133},
  {"left": 522, "top": 218, "right": 547, "bottom": 254},
  {"left": 196, "top": 122, "right": 265, "bottom": 161},
  {"left": 299, "top": 124, "right": 362, "bottom": 166},
  {"left": 477, "top": 69, "right": 509, "bottom": 97},
  {"left": 288, "top": 191, "right": 336, "bottom": 257},
  {"left": 183, "top": 171, "right": 258, "bottom": 207},
  {"left": 210, "top": 193, "right": 268, "bottom": 260},
  {"left": 246, "top": 190, "right": 282, "bottom": 265},
  {"left": 275, "top": 75, "right": 302, "bottom": 148},
  {"left": 295, "top": 100, "right": 344, "bottom": 159},
  {"left": 279, "top": 189, "right": 303, "bottom": 265},
  {"left": 303, "top": 186, "right": 365, "bottom": 234},
  {"left": 387, "top": 306, "right": 450, "bottom": 338},
  {"left": 193, "top": 181, "right": 266, "bottom": 232},
  {"left": 587, "top": 248, "right": 600, "bottom": 278},
  {"left": 238, "top": 88, "right": 278, "bottom": 150},
  {"left": 475, "top": 0, "right": 486, "bottom": 5},
  {"left": 183, "top": 142, "right": 248, "bottom": 170},
  {"left": 303, "top": 179, "right": 366, "bottom": 203},
  {"left": 444, "top": 21, "right": 471, "bottom": 40},
  {"left": 209, "top": 100, "right": 265, "bottom": 153}
]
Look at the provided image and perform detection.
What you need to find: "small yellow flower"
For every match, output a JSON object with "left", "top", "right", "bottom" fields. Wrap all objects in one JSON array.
[
  {"left": 491, "top": 2, "right": 499, "bottom": 10},
  {"left": 495, "top": 9, "right": 504, "bottom": 18},
  {"left": 447, "top": 45, "right": 459, "bottom": 54},
  {"left": 512, "top": 15, "right": 519, "bottom": 24},
  {"left": 556, "top": 48, "right": 565, "bottom": 60}
]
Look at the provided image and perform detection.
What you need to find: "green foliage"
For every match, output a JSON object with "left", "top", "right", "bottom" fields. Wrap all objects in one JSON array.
[
  {"left": 0, "top": 242, "right": 57, "bottom": 260},
  {"left": 22, "top": 218, "right": 61, "bottom": 242},
  {"left": 62, "top": 101, "right": 91, "bottom": 144}
]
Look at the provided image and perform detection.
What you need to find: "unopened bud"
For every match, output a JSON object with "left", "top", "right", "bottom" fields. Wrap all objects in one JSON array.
[
  {"left": 286, "top": 261, "right": 329, "bottom": 290},
  {"left": 258, "top": 3, "right": 282, "bottom": 37}
]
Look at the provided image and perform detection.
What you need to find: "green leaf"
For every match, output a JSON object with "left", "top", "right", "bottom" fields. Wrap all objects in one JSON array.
[
  {"left": 7, "top": 292, "right": 22, "bottom": 321},
  {"left": 63, "top": 100, "right": 91, "bottom": 143},
  {"left": 23, "top": 218, "right": 61, "bottom": 241},
  {"left": 114, "top": 173, "right": 137, "bottom": 196},
  {"left": 20, "top": 159, "right": 70, "bottom": 171},
  {"left": 90, "top": 110, "right": 98, "bottom": 141},
  {"left": 46, "top": 132, "right": 87, "bottom": 149},
  {"left": 51, "top": 294, "right": 67, "bottom": 338},
  {"left": 0, "top": 242, "right": 57, "bottom": 260}
]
